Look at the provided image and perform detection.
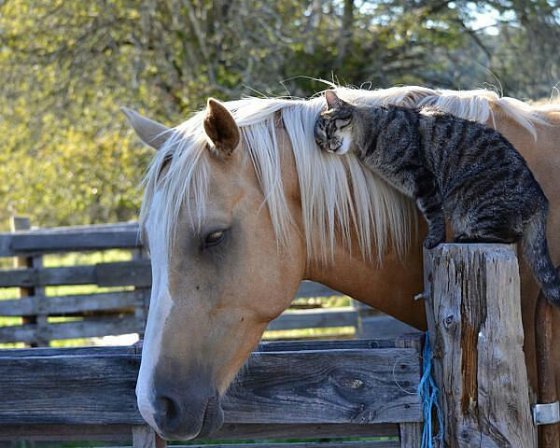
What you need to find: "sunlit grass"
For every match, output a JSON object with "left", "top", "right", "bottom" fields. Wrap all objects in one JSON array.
[
  {"left": 264, "top": 325, "right": 355, "bottom": 340},
  {"left": 291, "top": 294, "right": 351, "bottom": 308},
  {"left": 42, "top": 249, "right": 132, "bottom": 267}
]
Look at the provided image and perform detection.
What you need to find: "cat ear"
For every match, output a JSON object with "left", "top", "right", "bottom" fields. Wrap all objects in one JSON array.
[{"left": 325, "top": 90, "right": 349, "bottom": 110}]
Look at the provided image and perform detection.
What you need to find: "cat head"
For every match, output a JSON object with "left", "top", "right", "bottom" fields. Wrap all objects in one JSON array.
[{"left": 315, "top": 90, "right": 355, "bottom": 155}]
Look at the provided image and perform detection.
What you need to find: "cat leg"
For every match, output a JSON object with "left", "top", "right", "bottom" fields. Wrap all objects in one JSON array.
[
  {"left": 413, "top": 168, "right": 446, "bottom": 249},
  {"left": 416, "top": 194, "right": 446, "bottom": 249}
]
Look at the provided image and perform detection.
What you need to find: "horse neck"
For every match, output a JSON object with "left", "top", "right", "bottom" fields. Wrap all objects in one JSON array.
[
  {"left": 304, "top": 226, "right": 427, "bottom": 330},
  {"left": 273, "top": 124, "right": 426, "bottom": 330},
  {"left": 493, "top": 110, "right": 560, "bottom": 197}
]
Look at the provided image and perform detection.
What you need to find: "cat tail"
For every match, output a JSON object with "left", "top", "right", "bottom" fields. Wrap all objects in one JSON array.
[{"left": 522, "top": 206, "right": 560, "bottom": 306}]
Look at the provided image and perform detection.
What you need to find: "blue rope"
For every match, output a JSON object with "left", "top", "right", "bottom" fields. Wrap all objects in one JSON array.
[{"left": 418, "top": 331, "right": 443, "bottom": 447}]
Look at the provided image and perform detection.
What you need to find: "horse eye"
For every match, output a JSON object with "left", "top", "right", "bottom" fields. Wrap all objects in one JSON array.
[{"left": 204, "top": 230, "right": 225, "bottom": 247}]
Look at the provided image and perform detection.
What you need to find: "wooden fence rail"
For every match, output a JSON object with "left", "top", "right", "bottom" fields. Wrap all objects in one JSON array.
[
  {"left": 0, "top": 336, "right": 423, "bottom": 447},
  {"left": 0, "top": 242, "right": 543, "bottom": 446},
  {"left": 0, "top": 220, "right": 416, "bottom": 346}
]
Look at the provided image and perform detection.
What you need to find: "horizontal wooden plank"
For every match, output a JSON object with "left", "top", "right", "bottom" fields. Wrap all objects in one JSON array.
[
  {"left": 223, "top": 348, "right": 421, "bottom": 424},
  {"left": 212, "top": 422, "right": 400, "bottom": 440},
  {"left": 129, "top": 336, "right": 418, "bottom": 356},
  {"left": 169, "top": 441, "right": 399, "bottom": 448},
  {"left": 0, "top": 424, "right": 144, "bottom": 442},
  {"left": 0, "top": 316, "right": 144, "bottom": 344},
  {"left": 0, "top": 260, "right": 151, "bottom": 288},
  {"left": 209, "top": 423, "right": 399, "bottom": 440},
  {"left": 0, "top": 423, "right": 400, "bottom": 442},
  {"left": 15, "top": 222, "right": 138, "bottom": 235},
  {"left": 0, "top": 346, "right": 421, "bottom": 425},
  {"left": 0, "top": 345, "right": 141, "bottom": 358},
  {"left": 0, "top": 291, "right": 147, "bottom": 316},
  {"left": 267, "top": 308, "right": 357, "bottom": 331},
  {"left": 0, "top": 337, "right": 421, "bottom": 358},
  {"left": 258, "top": 335, "right": 421, "bottom": 352},
  {"left": 0, "top": 223, "right": 141, "bottom": 256}
]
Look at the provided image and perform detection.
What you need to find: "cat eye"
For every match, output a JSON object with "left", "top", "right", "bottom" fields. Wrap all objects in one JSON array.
[
  {"left": 204, "top": 229, "right": 227, "bottom": 248},
  {"left": 336, "top": 117, "right": 352, "bottom": 129}
]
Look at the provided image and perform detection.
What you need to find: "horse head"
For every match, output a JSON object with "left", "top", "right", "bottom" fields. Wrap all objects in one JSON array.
[{"left": 125, "top": 99, "right": 306, "bottom": 439}]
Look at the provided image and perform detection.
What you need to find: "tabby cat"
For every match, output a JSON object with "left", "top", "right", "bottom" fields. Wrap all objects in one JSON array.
[{"left": 314, "top": 90, "right": 560, "bottom": 305}]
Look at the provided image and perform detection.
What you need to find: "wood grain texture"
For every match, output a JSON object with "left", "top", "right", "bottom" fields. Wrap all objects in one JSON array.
[
  {"left": 0, "top": 424, "right": 146, "bottom": 442},
  {"left": 423, "top": 244, "right": 536, "bottom": 447},
  {"left": 132, "top": 425, "right": 166, "bottom": 448},
  {"left": 0, "top": 338, "right": 414, "bottom": 358},
  {"left": 395, "top": 336, "right": 423, "bottom": 447},
  {"left": 0, "top": 315, "right": 144, "bottom": 343},
  {"left": 224, "top": 349, "right": 421, "bottom": 424},
  {"left": 166, "top": 442, "right": 399, "bottom": 448},
  {"left": 209, "top": 422, "right": 400, "bottom": 439},
  {"left": 0, "top": 290, "right": 147, "bottom": 316},
  {"left": 0, "top": 343, "right": 422, "bottom": 426},
  {"left": 0, "top": 260, "right": 152, "bottom": 288},
  {"left": 536, "top": 293, "right": 560, "bottom": 447},
  {"left": 0, "top": 223, "right": 140, "bottom": 256},
  {"left": 10, "top": 217, "right": 49, "bottom": 347},
  {"left": 0, "top": 423, "right": 401, "bottom": 443}
]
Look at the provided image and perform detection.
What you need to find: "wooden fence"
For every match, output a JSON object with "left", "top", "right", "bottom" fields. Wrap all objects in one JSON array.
[
  {"left": 0, "top": 222, "right": 541, "bottom": 446},
  {"left": 0, "top": 335, "right": 424, "bottom": 447},
  {"left": 0, "top": 219, "right": 417, "bottom": 346}
]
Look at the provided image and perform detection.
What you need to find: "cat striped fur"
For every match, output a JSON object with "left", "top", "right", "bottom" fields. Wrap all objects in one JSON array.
[{"left": 315, "top": 90, "right": 560, "bottom": 305}]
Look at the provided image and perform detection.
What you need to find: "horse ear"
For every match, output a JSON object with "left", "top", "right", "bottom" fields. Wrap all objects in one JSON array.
[
  {"left": 204, "top": 98, "right": 240, "bottom": 157},
  {"left": 325, "top": 90, "right": 348, "bottom": 110},
  {"left": 122, "top": 108, "right": 171, "bottom": 150}
]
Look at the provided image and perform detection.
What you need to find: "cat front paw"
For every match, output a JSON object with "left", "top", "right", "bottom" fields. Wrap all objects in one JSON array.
[{"left": 423, "top": 235, "right": 444, "bottom": 249}]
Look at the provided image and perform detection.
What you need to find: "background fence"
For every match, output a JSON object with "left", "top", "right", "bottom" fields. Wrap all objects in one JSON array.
[
  {"left": 0, "top": 218, "right": 418, "bottom": 347},
  {"left": 0, "top": 228, "right": 542, "bottom": 446}
]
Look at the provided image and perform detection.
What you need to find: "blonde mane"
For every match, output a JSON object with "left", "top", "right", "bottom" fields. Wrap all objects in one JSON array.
[{"left": 140, "top": 86, "right": 552, "bottom": 264}]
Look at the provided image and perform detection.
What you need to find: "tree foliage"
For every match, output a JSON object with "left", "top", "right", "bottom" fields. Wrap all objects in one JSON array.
[{"left": 0, "top": 0, "right": 558, "bottom": 229}]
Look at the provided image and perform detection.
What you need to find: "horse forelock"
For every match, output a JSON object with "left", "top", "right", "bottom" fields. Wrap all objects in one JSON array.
[{"left": 139, "top": 111, "right": 210, "bottom": 253}]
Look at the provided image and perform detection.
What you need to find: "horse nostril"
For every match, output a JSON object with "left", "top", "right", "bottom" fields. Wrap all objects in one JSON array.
[{"left": 154, "top": 395, "right": 181, "bottom": 430}]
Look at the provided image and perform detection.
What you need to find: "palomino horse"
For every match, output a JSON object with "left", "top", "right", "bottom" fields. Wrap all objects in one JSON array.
[{"left": 124, "top": 86, "right": 560, "bottom": 441}]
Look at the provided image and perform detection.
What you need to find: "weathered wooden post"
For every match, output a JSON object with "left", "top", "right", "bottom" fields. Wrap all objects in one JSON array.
[
  {"left": 535, "top": 293, "right": 560, "bottom": 446},
  {"left": 423, "top": 244, "right": 536, "bottom": 447},
  {"left": 11, "top": 217, "right": 49, "bottom": 347}
]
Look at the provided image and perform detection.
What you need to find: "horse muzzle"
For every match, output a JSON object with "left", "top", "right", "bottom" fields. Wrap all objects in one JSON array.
[{"left": 150, "top": 389, "right": 224, "bottom": 440}]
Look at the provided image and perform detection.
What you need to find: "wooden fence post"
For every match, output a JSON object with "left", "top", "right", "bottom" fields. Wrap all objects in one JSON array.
[
  {"left": 131, "top": 243, "right": 151, "bottom": 341},
  {"left": 423, "top": 244, "right": 536, "bottom": 447},
  {"left": 11, "top": 217, "right": 48, "bottom": 347},
  {"left": 396, "top": 334, "right": 424, "bottom": 447},
  {"left": 132, "top": 425, "right": 167, "bottom": 448}
]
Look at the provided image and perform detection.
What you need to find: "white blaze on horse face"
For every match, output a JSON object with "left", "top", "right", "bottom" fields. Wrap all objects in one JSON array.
[{"left": 136, "top": 191, "right": 174, "bottom": 431}]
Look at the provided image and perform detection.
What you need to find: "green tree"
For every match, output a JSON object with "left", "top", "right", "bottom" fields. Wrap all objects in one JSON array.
[{"left": 0, "top": 1, "right": 557, "bottom": 229}]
